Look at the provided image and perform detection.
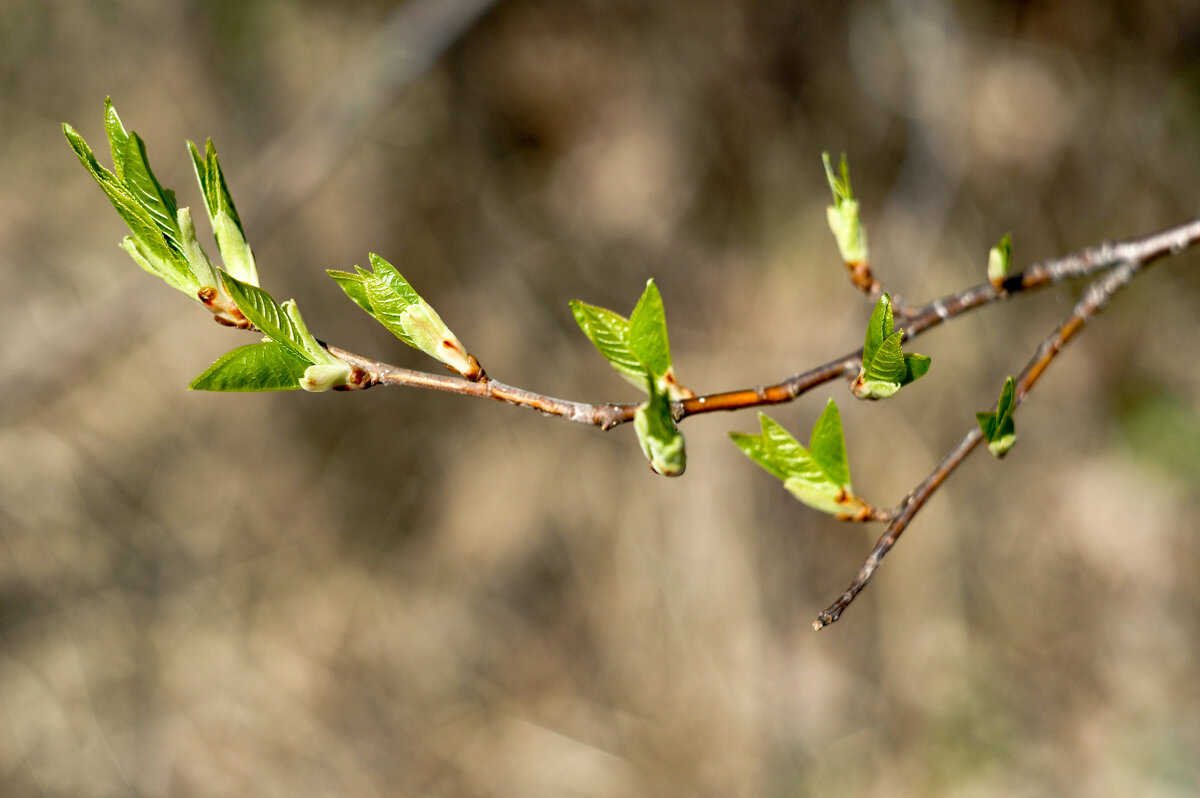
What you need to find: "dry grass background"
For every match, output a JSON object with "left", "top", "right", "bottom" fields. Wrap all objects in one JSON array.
[{"left": 3, "top": 0, "right": 1200, "bottom": 795}]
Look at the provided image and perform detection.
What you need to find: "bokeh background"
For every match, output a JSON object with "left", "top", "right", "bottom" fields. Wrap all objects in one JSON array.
[{"left": 4, "top": 1, "right": 1200, "bottom": 795}]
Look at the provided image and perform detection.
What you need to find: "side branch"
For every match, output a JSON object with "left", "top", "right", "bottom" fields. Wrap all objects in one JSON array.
[
  {"left": 328, "top": 345, "right": 633, "bottom": 428},
  {"left": 813, "top": 256, "right": 1153, "bottom": 629}
]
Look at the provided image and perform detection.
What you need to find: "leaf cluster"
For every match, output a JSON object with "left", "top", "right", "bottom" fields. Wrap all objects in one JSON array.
[
  {"left": 730, "top": 401, "right": 870, "bottom": 519},
  {"left": 976, "top": 376, "right": 1018, "bottom": 458},
  {"left": 571, "top": 281, "right": 687, "bottom": 475},
  {"left": 191, "top": 273, "right": 352, "bottom": 392},
  {"left": 66, "top": 101, "right": 350, "bottom": 392},
  {"left": 854, "top": 294, "right": 931, "bottom": 400},
  {"left": 329, "top": 255, "right": 481, "bottom": 380}
]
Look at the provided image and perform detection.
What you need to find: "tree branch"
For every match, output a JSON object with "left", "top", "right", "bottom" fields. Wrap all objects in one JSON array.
[
  {"left": 813, "top": 254, "right": 1157, "bottom": 629},
  {"left": 318, "top": 216, "right": 1200, "bottom": 431}
]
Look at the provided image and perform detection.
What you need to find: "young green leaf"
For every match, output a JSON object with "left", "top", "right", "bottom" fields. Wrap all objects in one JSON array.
[
  {"left": 629, "top": 279, "right": 672, "bottom": 378},
  {"left": 220, "top": 272, "right": 310, "bottom": 360},
  {"left": 64, "top": 121, "right": 198, "bottom": 294},
  {"left": 853, "top": 294, "right": 930, "bottom": 400},
  {"left": 189, "top": 341, "right": 310, "bottom": 392},
  {"left": 188, "top": 138, "right": 244, "bottom": 236},
  {"left": 571, "top": 279, "right": 691, "bottom": 400},
  {"left": 220, "top": 271, "right": 348, "bottom": 376},
  {"left": 569, "top": 300, "right": 644, "bottom": 389},
  {"left": 327, "top": 269, "right": 375, "bottom": 315},
  {"left": 730, "top": 404, "right": 870, "bottom": 518},
  {"left": 120, "top": 131, "right": 183, "bottom": 255},
  {"left": 822, "top": 152, "right": 868, "bottom": 267},
  {"left": 807, "top": 399, "right": 851, "bottom": 489},
  {"left": 189, "top": 138, "right": 258, "bottom": 286},
  {"left": 988, "top": 232, "right": 1012, "bottom": 289},
  {"left": 976, "top": 375, "right": 1018, "bottom": 458},
  {"left": 332, "top": 254, "right": 482, "bottom": 379},
  {"left": 103, "top": 98, "right": 131, "bottom": 179},
  {"left": 633, "top": 378, "right": 686, "bottom": 476}
]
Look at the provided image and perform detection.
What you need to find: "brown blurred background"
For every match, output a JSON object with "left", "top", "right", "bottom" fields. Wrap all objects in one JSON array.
[{"left": 4, "top": 0, "right": 1200, "bottom": 795}]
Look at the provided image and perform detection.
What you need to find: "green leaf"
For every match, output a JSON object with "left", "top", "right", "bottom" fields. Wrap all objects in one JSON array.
[
  {"left": 862, "top": 291, "right": 893, "bottom": 366},
  {"left": 103, "top": 98, "right": 130, "bottom": 179},
  {"left": 730, "top": 409, "right": 868, "bottom": 518},
  {"left": 988, "top": 233, "right": 1012, "bottom": 287},
  {"left": 65, "top": 105, "right": 206, "bottom": 297},
  {"left": 853, "top": 294, "right": 930, "bottom": 400},
  {"left": 188, "top": 138, "right": 245, "bottom": 236},
  {"left": 65, "top": 122, "right": 197, "bottom": 293},
  {"left": 327, "top": 269, "right": 374, "bottom": 314},
  {"left": 572, "top": 280, "right": 689, "bottom": 399},
  {"left": 220, "top": 272, "right": 311, "bottom": 360},
  {"left": 629, "top": 279, "right": 672, "bottom": 378},
  {"left": 189, "top": 341, "right": 310, "bottom": 391},
  {"left": 633, "top": 378, "right": 686, "bottom": 476},
  {"left": 220, "top": 271, "right": 343, "bottom": 370},
  {"left": 569, "top": 300, "right": 645, "bottom": 389},
  {"left": 367, "top": 253, "right": 422, "bottom": 306},
  {"left": 863, "top": 331, "right": 906, "bottom": 386},
  {"left": 121, "top": 131, "right": 183, "bottom": 255},
  {"left": 808, "top": 399, "right": 850, "bottom": 488},
  {"left": 189, "top": 138, "right": 258, "bottom": 286},
  {"left": 341, "top": 254, "right": 478, "bottom": 378},
  {"left": 822, "top": 152, "right": 868, "bottom": 266},
  {"left": 976, "top": 376, "right": 1018, "bottom": 458},
  {"left": 904, "top": 352, "right": 932, "bottom": 384}
]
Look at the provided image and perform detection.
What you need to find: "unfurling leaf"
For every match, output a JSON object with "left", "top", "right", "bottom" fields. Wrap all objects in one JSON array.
[
  {"left": 65, "top": 114, "right": 198, "bottom": 295},
  {"left": 976, "top": 375, "right": 1018, "bottom": 458},
  {"left": 988, "top": 233, "right": 1012, "bottom": 290},
  {"left": 189, "top": 138, "right": 258, "bottom": 286},
  {"left": 634, "top": 378, "right": 686, "bottom": 476},
  {"left": 822, "top": 152, "right": 869, "bottom": 268},
  {"left": 330, "top": 254, "right": 482, "bottom": 380},
  {"left": 853, "top": 294, "right": 930, "bottom": 400},
  {"left": 65, "top": 100, "right": 256, "bottom": 311},
  {"left": 730, "top": 402, "right": 870, "bottom": 519}
]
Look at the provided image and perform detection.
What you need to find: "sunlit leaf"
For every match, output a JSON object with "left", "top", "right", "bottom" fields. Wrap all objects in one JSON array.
[
  {"left": 822, "top": 151, "right": 868, "bottom": 266},
  {"left": 853, "top": 294, "right": 930, "bottom": 400},
  {"left": 336, "top": 254, "right": 478, "bottom": 378},
  {"left": 976, "top": 375, "right": 1018, "bottom": 458},
  {"left": 189, "top": 341, "right": 310, "bottom": 391},
  {"left": 629, "top": 279, "right": 672, "bottom": 378},
  {"left": 731, "top": 408, "right": 868, "bottom": 518}
]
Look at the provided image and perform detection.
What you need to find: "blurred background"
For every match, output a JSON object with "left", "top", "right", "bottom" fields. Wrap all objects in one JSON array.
[{"left": 3, "top": 0, "right": 1200, "bottom": 795}]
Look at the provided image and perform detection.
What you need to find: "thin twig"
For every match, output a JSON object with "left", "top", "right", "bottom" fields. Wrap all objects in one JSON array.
[
  {"left": 327, "top": 345, "right": 632, "bottom": 428},
  {"left": 813, "top": 256, "right": 1153, "bottom": 629},
  {"left": 316, "top": 216, "right": 1200, "bottom": 430}
]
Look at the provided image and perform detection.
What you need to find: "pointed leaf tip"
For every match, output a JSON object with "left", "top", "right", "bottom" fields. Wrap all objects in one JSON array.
[{"left": 629, "top": 278, "right": 672, "bottom": 380}]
